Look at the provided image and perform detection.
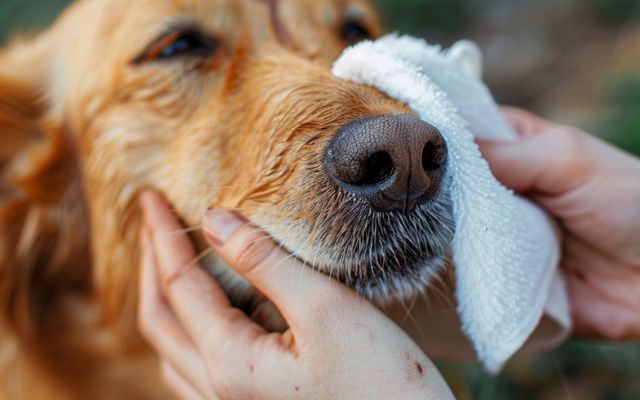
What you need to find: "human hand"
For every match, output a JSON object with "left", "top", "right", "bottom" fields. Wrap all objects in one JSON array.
[
  {"left": 137, "top": 191, "right": 454, "bottom": 400},
  {"left": 478, "top": 107, "right": 640, "bottom": 340}
]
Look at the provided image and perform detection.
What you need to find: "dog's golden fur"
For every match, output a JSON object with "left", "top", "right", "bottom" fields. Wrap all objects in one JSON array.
[{"left": 0, "top": 0, "right": 425, "bottom": 398}]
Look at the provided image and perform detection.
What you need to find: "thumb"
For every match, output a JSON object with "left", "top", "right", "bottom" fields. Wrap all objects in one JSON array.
[
  {"left": 477, "top": 128, "right": 592, "bottom": 195},
  {"left": 201, "top": 209, "right": 357, "bottom": 333}
]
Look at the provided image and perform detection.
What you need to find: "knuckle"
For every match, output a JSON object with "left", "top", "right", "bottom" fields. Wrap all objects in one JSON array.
[
  {"left": 209, "top": 367, "right": 255, "bottom": 400},
  {"left": 543, "top": 127, "right": 586, "bottom": 168},
  {"left": 161, "top": 267, "right": 186, "bottom": 292},
  {"left": 503, "top": 106, "right": 546, "bottom": 133},
  {"left": 202, "top": 309, "right": 258, "bottom": 358},
  {"left": 553, "top": 127, "right": 580, "bottom": 150},
  {"left": 160, "top": 259, "right": 199, "bottom": 292},
  {"left": 233, "top": 233, "right": 278, "bottom": 274},
  {"left": 218, "top": 308, "right": 251, "bottom": 336},
  {"left": 600, "top": 313, "right": 640, "bottom": 341},
  {"left": 531, "top": 125, "right": 580, "bottom": 160},
  {"left": 512, "top": 107, "right": 538, "bottom": 122}
]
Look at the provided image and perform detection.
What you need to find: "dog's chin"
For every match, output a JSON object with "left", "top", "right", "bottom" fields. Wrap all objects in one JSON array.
[
  {"left": 331, "top": 252, "right": 449, "bottom": 303},
  {"left": 302, "top": 194, "right": 455, "bottom": 303},
  {"left": 263, "top": 192, "right": 455, "bottom": 304}
]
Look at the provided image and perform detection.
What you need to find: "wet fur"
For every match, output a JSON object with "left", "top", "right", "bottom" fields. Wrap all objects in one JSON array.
[{"left": 0, "top": 0, "right": 454, "bottom": 398}]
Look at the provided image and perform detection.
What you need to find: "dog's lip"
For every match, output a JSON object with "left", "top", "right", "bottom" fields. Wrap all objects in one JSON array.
[
  {"left": 266, "top": 226, "right": 446, "bottom": 299},
  {"left": 334, "top": 250, "right": 437, "bottom": 282},
  {"left": 259, "top": 224, "right": 435, "bottom": 286},
  {"left": 332, "top": 250, "right": 447, "bottom": 300}
]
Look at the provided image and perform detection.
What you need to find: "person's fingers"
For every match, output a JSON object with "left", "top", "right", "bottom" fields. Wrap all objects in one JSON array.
[
  {"left": 567, "top": 274, "right": 640, "bottom": 340},
  {"left": 562, "top": 235, "right": 640, "bottom": 340},
  {"left": 140, "top": 191, "right": 253, "bottom": 326},
  {"left": 477, "top": 126, "right": 595, "bottom": 195},
  {"left": 500, "top": 106, "right": 554, "bottom": 138},
  {"left": 202, "top": 210, "right": 360, "bottom": 334},
  {"left": 139, "top": 191, "right": 216, "bottom": 291},
  {"left": 137, "top": 225, "right": 218, "bottom": 399},
  {"left": 139, "top": 191, "right": 266, "bottom": 369},
  {"left": 161, "top": 361, "right": 211, "bottom": 400}
]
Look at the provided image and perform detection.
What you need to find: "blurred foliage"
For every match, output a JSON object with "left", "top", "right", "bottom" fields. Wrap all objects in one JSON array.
[
  {"left": 0, "top": 0, "right": 69, "bottom": 44},
  {"left": 589, "top": 0, "right": 640, "bottom": 22},
  {"left": 440, "top": 340, "right": 640, "bottom": 400},
  {"left": 373, "top": 0, "right": 640, "bottom": 32},
  {"left": 593, "top": 75, "right": 640, "bottom": 153},
  {"left": 372, "top": 0, "right": 473, "bottom": 39},
  {"left": 1, "top": 1, "right": 639, "bottom": 399}
]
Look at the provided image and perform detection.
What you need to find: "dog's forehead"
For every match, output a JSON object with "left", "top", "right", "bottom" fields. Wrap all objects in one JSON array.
[
  {"left": 92, "top": 0, "right": 373, "bottom": 53},
  {"left": 116, "top": 0, "right": 244, "bottom": 38},
  {"left": 96, "top": 0, "right": 376, "bottom": 66},
  {"left": 253, "top": 0, "right": 370, "bottom": 48},
  {"left": 249, "top": 0, "right": 379, "bottom": 56},
  {"left": 112, "top": 0, "right": 371, "bottom": 25},
  {"left": 122, "top": 0, "right": 376, "bottom": 32},
  {"left": 274, "top": 0, "right": 376, "bottom": 25}
]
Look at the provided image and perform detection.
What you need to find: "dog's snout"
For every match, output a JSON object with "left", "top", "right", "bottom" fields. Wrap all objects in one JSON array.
[{"left": 325, "top": 114, "right": 447, "bottom": 212}]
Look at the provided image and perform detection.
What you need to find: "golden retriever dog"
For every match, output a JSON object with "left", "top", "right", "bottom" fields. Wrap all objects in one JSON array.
[{"left": 0, "top": 0, "right": 455, "bottom": 398}]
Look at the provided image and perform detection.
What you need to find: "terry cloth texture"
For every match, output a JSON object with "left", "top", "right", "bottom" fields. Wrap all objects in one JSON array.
[{"left": 332, "top": 35, "right": 571, "bottom": 373}]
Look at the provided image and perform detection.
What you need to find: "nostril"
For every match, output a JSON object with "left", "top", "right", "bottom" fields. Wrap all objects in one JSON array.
[
  {"left": 358, "top": 151, "right": 395, "bottom": 185},
  {"left": 422, "top": 140, "right": 445, "bottom": 172},
  {"left": 325, "top": 115, "right": 447, "bottom": 212}
]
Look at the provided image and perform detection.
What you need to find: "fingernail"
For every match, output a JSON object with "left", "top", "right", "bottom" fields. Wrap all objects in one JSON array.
[{"left": 203, "top": 210, "right": 244, "bottom": 245}]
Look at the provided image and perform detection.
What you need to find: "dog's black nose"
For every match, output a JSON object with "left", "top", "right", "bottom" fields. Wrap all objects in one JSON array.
[{"left": 325, "top": 114, "right": 447, "bottom": 212}]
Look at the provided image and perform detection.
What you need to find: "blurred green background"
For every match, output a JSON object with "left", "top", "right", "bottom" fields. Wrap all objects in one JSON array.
[{"left": 2, "top": 1, "right": 639, "bottom": 399}]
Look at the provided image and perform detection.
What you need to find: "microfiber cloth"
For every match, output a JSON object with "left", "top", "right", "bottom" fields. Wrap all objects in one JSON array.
[{"left": 332, "top": 35, "right": 571, "bottom": 373}]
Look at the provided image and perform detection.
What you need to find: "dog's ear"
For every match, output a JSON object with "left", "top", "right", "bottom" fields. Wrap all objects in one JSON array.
[{"left": 0, "top": 36, "right": 89, "bottom": 338}]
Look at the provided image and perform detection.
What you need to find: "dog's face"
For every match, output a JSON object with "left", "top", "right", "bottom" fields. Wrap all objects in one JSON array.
[{"left": 2, "top": 0, "right": 454, "bottom": 324}]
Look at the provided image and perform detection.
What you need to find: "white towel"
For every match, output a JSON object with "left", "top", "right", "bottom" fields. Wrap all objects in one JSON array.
[{"left": 332, "top": 35, "right": 571, "bottom": 373}]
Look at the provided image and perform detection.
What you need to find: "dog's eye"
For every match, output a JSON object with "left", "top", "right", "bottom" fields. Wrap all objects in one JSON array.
[
  {"left": 158, "top": 31, "right": 216, "bottom": 59},
  {"left": 341, "top": 20, "right": 372, "bottom": 43},
  {"left": 133, "top": 28, "right": 217, "bottom": 64}
]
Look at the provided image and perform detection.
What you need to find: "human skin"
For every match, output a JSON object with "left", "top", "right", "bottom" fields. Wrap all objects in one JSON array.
[
  {"left": 479, "top": 107, "right": 640, "bottom": 340},
  {"left": 138, "top": 191, "right": 455, "bottom": 400}
]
